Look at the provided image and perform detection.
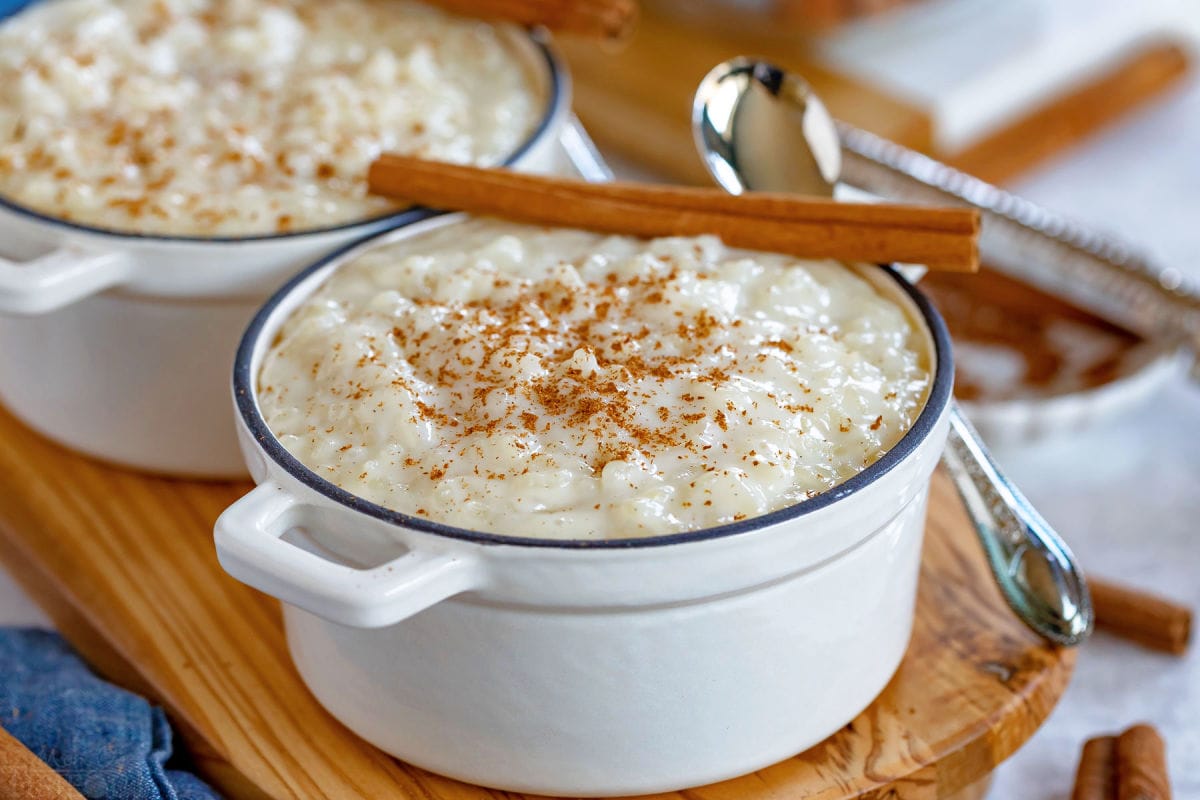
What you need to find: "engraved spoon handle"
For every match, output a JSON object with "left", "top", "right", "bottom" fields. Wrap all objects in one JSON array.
[
  {"left": 941, "top": 403, "right": 1093, "bottom": 646},
  {"left": 690, "top": 58, "right": 1094, "bottom": 647}
]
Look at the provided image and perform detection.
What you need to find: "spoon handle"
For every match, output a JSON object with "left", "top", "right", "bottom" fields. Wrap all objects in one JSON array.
[{"left": 941, "top": 404, "right": 1093, "bottom": 646}]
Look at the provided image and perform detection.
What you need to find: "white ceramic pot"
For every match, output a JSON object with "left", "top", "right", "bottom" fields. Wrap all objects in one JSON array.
[
  {"left": 0, "top": 28, "right": 569, "bottom": 477},
  {"left": 214, "top": 216, "right": 955, "bottom": 796}
]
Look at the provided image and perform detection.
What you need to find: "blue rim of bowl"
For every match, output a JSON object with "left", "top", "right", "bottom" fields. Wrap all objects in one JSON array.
[
  {"left": 0, "top": 4, "right": 567, "bottom": 244},
  {"left": 234, "top": 225, "right": 956, "bottom": 550}
]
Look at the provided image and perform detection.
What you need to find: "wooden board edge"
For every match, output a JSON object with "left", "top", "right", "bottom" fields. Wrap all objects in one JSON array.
[
  {"left": 0, "top": 463, "right": 1076, "bottom": 800},
  {"left": 931, "top": 645, "right": 1076, "bottom": 797},
  {"left": 865, "top": 474, "right": 1078, "bottom": 799}
]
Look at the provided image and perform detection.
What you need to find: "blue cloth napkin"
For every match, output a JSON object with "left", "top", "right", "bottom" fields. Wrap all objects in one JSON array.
[
  {"left": 1, "top": 628, "right": 221, "bottom": 800},
  {"left": 0, "top": 0, "right": 33, "bottom": 21}
]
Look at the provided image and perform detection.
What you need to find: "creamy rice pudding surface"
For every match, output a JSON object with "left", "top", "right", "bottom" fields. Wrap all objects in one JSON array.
[
  {"left": 258, "top": 220, "right": 932, "bottom": 539},
  {"left": 0, "top": 0, "right": 543, "bottom": 236}
]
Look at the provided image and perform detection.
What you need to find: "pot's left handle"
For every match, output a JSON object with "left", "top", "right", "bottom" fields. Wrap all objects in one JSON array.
[
  {"left": 215, "top": 482, "right": 483, "bottom": 628},
  {"left": 0, "top": 247, "right": 135, "bottom": 314}
]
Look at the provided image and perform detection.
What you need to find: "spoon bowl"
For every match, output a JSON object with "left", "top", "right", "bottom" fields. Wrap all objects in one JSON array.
[
  {"left": 692, "top": 57, "right": 1093, "bottom": 647},
  {"left": 693, "top": 58, "right": 840, "bottom": 197}
]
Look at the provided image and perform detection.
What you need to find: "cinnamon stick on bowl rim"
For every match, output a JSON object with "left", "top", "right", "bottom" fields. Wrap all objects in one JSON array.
[
  {"left": 367, "top": 155, "right": 981, "bottom": 272},
  {"left": 423, "top": 0, "right": 637, "bottom": 38}
]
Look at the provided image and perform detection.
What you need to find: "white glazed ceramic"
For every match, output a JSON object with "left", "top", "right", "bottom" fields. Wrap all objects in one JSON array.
[
  {"left": 961, "top": 343, "right": 1182, "bottom": 451},
  {"left": 0, "top": 25, "right": 569, "bottom": 477},
  {"left": 214, "top": 215, "right": 955, "bottom": 796}
]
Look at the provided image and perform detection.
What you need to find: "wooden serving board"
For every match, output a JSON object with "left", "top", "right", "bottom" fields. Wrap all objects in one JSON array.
[{"left": 0, "top": 403, "right": 1073, "bottom": 800}]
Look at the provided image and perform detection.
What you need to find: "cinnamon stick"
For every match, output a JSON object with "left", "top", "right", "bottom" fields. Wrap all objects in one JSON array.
[
  {"left": 0, "top": 726, "right": 86, "bottom": 800},
  {"left": 367, "top": 155, "right": 981, "bottom": 272},
  {"left": 1073, "top": 736, "right": 1118, "bottom": 800},
  {"left": 423, "top": 0, "right": 637, "bottom": 38},
  {"left": 1116, "top": 724, "right": 1171, "bottom": 800},
  {"left": 1091, "top": 578, "right": 1193, "bottom": 655}
]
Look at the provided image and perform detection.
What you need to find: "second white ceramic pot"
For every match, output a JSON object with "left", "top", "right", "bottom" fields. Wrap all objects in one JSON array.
[
  {"left": 0, "top": 28, "right": 569, "bottom": 477},
  {"left": 214, "top": 217, "right": 955, "bottom": 796}
]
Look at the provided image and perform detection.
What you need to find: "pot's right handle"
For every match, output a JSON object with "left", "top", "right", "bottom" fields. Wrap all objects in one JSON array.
[
  {"left": 0, "top": 247, "right": 134, "bottom": 314},
  {"left": 214, "top": 482, "right": 483, "bottom": 628}
]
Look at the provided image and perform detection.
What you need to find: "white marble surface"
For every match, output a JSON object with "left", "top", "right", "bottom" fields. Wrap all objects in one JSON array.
[{"left": 1, "top": 78, "right": 1198, "bottom": 800}]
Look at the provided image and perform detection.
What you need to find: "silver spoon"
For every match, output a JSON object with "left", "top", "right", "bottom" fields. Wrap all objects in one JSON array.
[{"left": 693, "top": 57, "right": 1093, "bottom": 647}]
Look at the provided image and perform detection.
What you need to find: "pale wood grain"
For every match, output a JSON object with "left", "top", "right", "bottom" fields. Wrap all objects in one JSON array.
[
  {"left": 556, "top": 7, "right": 934, "bottom": 186},
  {"left": 0, "top": 403, "right": 1073, "bottom": 800},
  {"left": 557, "top": 10, "right": 1189, "bottom": 188}
]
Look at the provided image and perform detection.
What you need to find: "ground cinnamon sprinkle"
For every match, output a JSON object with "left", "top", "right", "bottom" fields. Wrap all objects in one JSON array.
[
  {"left": 0, "top": 0, "right": 544, "bottom": 236},
  {"left": 384, "top": 258, "right": 760, "bottom": 475},
  {"left": 258, "top": 220, "right": 931, "bottom": 539}
]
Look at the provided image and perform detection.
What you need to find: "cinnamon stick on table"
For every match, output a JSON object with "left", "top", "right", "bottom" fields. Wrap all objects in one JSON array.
[
  {"left": 1116, "top": 725, "right": 1171, "bottom": 800},
  {"left": 367, "top": 155, "right": 981, "bottom": 272},
  {"left": 1070, "top": 724, "right": 1172, "bottom": 800},
  {"left": 1072, "top": 736, "right": 1118, "bottom": 800},
  {"left": 423, "top": 0, "right": 637, "bottom": 38},
  {"left": 1091, "top": 579, "right": 1193, "bottom": 655}
]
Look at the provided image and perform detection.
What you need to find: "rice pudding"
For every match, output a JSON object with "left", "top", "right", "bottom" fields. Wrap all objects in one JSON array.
[
  {"left": 258, "top": 219, "right": 932, "bottom": 539},
  {"left": 0, "top": 0, "right": 545, "bottom": 236}
]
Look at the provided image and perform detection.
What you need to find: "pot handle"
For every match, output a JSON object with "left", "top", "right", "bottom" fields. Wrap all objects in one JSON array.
[
  {"left": 214, "top": 481, "right": 483, "bottom": 628},
  {"left": 0, "top": 247, "right": 134, "bottom": 314}
]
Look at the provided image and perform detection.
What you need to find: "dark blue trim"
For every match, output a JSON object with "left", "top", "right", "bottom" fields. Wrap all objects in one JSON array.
[
  {"left": 234, "top": 239, "right": 955, "bottom": 550},
  {"left": 0, "top": 5, "right": 566, "bottom": 244}
]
